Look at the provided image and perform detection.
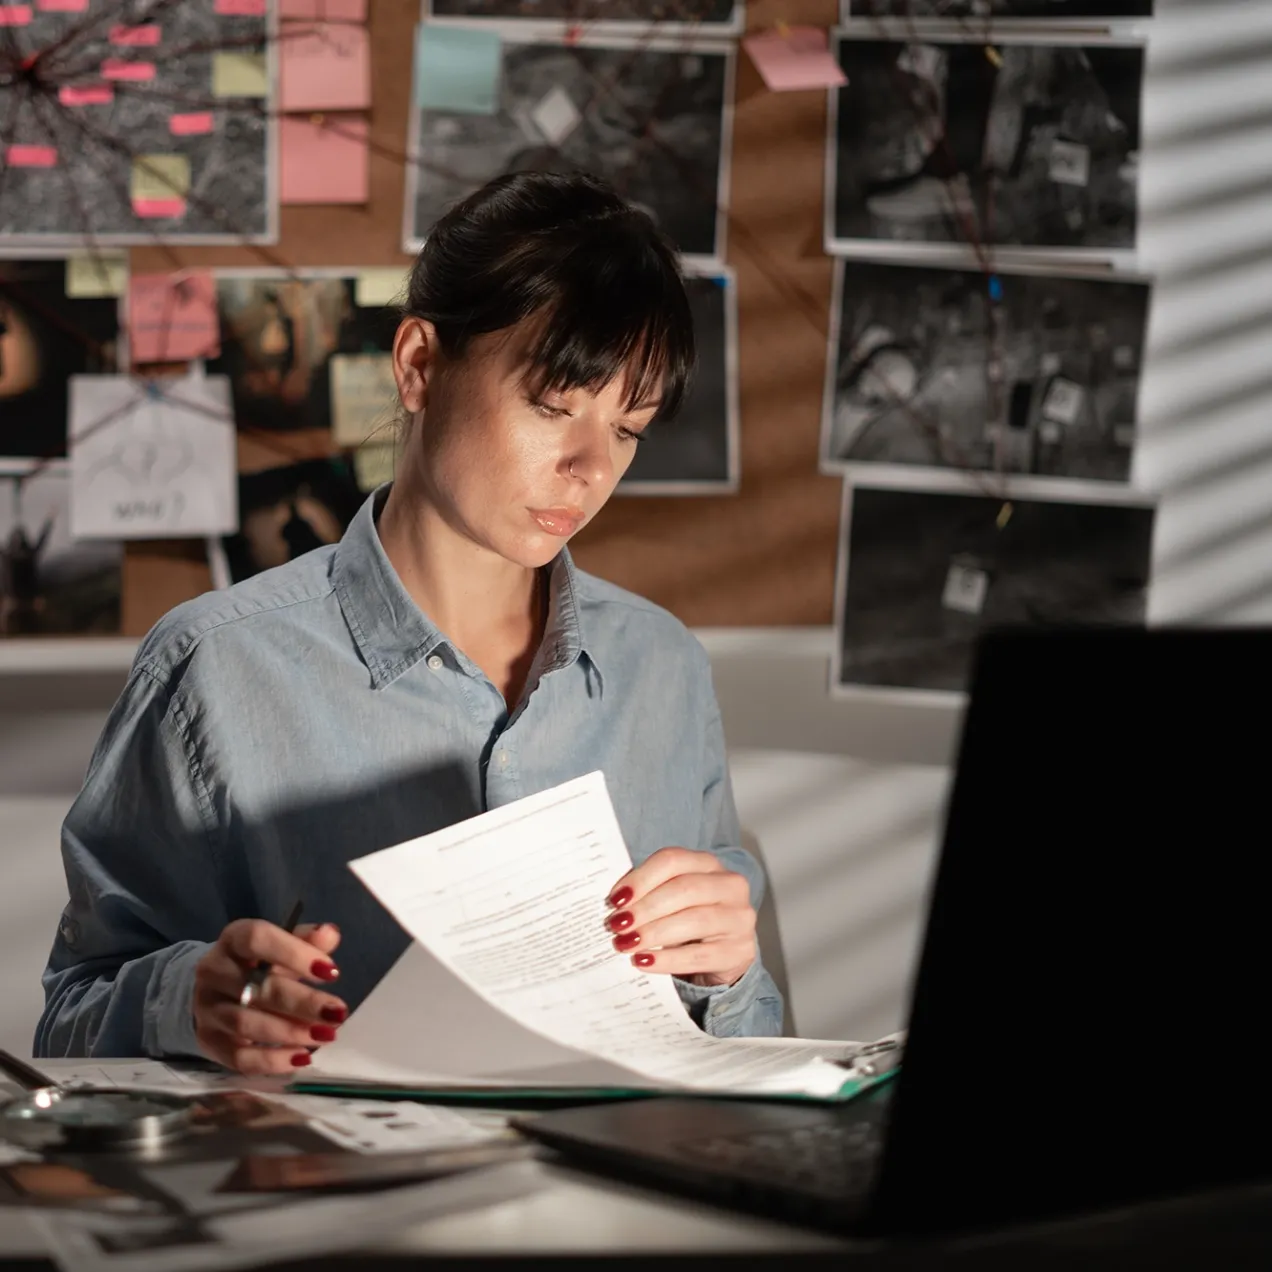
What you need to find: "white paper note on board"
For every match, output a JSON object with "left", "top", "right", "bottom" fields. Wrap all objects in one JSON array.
[{"left": 69, "top": 374, "right": 237, "bottom": 539}]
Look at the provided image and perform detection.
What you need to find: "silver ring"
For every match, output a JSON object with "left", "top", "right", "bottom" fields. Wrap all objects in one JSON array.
[{"left": 238, "top": 981, "right": 258, "bottom": 1008}]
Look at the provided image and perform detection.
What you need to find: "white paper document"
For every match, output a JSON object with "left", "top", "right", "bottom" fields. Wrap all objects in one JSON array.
[
  {"left": 68, "top": 374, "right": 237, "bottom": 540},
  {"left": 314, "top": 772, "right": 858, "bottom": 1100}
]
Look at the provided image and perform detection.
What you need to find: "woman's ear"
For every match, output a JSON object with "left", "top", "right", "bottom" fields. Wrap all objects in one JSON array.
[{"left": 392, "top": 316, "right": 437, "bottom": 415}]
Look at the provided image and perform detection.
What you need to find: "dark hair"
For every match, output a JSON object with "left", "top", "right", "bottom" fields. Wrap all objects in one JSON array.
[{"left": 404, "top": 171, "right": 695, "bottom": 420}]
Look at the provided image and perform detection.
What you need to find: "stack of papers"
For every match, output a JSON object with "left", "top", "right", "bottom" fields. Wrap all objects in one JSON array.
[{"left": 302, "top": 773, "right": 892, "bottom": 1104}]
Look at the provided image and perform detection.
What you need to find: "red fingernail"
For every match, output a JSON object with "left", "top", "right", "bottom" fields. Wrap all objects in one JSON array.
[
  {"left": 633, "top": 953, "right": 655, "bottom": 968},
  {"left": 291, "top": 1052, "right": 312, "bottom": 1067},
  {"left": 607, "top": 910, "right": 634, "bottom": 932},
  {"left": 608, "top": 887, "right": 633, "bottom": 909},
  {"left": 311, "top": 960, "right": 339, "bottom": 981},
  {"left": 613, "top": 931, "right": 641, "bottom": 952},
  {"left": 310, "top": 1024, "right": 337, "bottom": 1043},
  {"left": 320, "top": 1005, "right": 347, "bottom": 1024}
]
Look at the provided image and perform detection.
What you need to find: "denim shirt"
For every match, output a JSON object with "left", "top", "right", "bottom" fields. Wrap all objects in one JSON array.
[{"left": 36, "top": 488, "right": 783, "bottom": 1059}]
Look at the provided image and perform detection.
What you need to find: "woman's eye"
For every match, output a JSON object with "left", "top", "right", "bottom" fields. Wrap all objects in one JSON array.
[{"left": 617, "top": 427, "right": 644, "bottom": 443}]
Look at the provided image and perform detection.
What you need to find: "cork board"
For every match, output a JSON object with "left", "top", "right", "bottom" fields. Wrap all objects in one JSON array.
[{"left": 121, "top": 0, "right": 843, "bottom": 636}]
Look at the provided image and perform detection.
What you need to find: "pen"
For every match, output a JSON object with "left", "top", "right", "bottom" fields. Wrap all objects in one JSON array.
[
  {"left": 239, "top": 898, "right": 304, "bottom": 1008},
  {"left": 0, "top": 1048, "right": 56, "bottom": 1093}
]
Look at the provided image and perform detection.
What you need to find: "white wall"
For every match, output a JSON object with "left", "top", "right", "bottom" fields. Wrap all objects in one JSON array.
[{"left": 1, "top": 0, "right": 1269, "bottom": 1056}]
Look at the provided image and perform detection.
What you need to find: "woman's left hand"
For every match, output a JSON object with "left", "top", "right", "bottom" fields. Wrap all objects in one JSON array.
[{"left": 606, "top": 847, "right": 757, "bottom": 987}]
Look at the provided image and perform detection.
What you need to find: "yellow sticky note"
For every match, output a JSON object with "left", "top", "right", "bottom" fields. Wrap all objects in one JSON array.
[
  {"left": 353, "top": 442, "right": 399, "bottom": 492},
  {"left": 355, "top": 269, "right": 406, "bottom": 309},
  {"left": 330, "top": 352, "right": 399, "bottom": 447},
  {"left": 66, "top": 253, "right": 128, "bottom": 298},
  {"left": 213, "top": 50, "right": 268, "bottom": 98},
  {"left": 131, "top": 153, "right": 190, "bottom": 204}
]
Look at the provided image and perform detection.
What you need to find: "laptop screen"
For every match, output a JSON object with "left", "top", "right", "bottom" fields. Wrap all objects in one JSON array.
[{"left": 871, "top": 626, "right": 1272, "bottom": 1234}]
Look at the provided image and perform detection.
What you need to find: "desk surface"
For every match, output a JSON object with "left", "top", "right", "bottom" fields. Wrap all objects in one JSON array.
[{"left": 5, "top": 1062, "right": 1272, "bottom": 1269}]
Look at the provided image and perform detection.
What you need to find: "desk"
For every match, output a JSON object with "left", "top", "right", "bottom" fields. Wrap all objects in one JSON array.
[{"left": 5, "top": 1062, "right": 1272, "bottom": 1269}]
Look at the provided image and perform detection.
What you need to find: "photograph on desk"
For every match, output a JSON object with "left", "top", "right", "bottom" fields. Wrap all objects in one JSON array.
[
  {"left": 0, "top": 462, "right": 123, "bottom": 638},
  {"left": 832, "top": 478, "right": 1155, "bottom": 698},
  {"left": 618, "top": 268, "right": 738, "bottom": 494},
  {"left": 821, "top": 258, "right": 1151, "bottom": 483},
  {"left": 844, "top": 1, "right": 1153, "bottom": 16},
  {"left": 0, "top": 257, "right": 122, "bottom": 460},
  {"left": 405, "top": 31, "right": 734, "bottom": 263},
  {"left": 213, "top": 457, "right": 364, "bottom": 587},
  {"left": 826, "top": 32, "right": 1145, "bottom": 258},
  {"left": 206, "top": 271, "right": 402, "bottom": 435},
  {"left": 423, "top": 0, "right": 744, "bottom": 33}
]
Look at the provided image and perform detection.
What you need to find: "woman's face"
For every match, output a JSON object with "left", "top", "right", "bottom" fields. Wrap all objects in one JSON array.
[{"left": 402, "top": 320, "right": 661, "bottom": 569}]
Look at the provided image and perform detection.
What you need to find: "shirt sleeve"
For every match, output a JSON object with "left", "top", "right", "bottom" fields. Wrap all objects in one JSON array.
[
  {"left": 673, "top": 662, "right": 785, "bottom": 1039},
  {"left": 34, "top": 663, "right": 229, "bottom": 1060}
]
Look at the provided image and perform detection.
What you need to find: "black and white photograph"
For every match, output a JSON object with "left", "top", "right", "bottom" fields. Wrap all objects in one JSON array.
[
  {"left": 405, "top": 33, "right": 733, "bottom": 262},
  {"left": 206, "top": 272, "right": 401, "bottom": 434},
  {"left": 0, "top": 462, "right": 123, "bottom": 638},
  {"left": 0, "top": 5, "right": 273, "bottom": 243},
  {"left": 424, "top": 0, "right": 743, "bottom": 34},
  {"left": 1, "top": 258, "right": 123, "bottom": 460},
  {"left": 216, "top": 457, "right": 364, "bottom": 586},
  {"left": 826, "top": 33, "right": 1144, "bottom": 258},
  {"left": 844, "top": 1, "right": 1152, "bottom": 17},
  {"left": 832, "top": 480, "right": 1155, "bottom": 697},
  {"left": 822, "top": 259, "right": 1151, "bottom": 482},
  {"left": 618, "top": 268, "right": 737, "bottom": 493}
]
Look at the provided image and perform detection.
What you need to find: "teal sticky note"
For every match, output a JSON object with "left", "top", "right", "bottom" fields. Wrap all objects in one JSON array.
[{"left": 414, "top": 24, "right": 502, "bottom": 115}]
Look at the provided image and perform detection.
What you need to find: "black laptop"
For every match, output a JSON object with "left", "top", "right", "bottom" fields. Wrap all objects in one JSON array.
[{"left": 516, "top": 627, "right": 1272, "bottom": 1236}]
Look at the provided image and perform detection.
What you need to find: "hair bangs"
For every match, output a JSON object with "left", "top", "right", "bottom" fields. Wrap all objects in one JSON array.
[{"left": 520, "top": 244, "right": 695, "bottom": 421}]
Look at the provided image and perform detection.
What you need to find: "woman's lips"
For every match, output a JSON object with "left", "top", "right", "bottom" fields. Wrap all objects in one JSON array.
[{"left": 530, "top": 508, "right": 585, "bottom": 537}]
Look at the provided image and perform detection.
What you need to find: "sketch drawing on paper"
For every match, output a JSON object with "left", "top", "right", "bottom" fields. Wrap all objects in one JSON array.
[
  {"left": 823, "top": 260, "right": 1151, "bottom": 482},
  {"left": 827, "top": 34, "right": 1144, "bottom": 255},
  {"left": 407, "top": 35, "right": 732, "bottom": 261},
  {"left": 833, "top": 483, "right": 1155, "bottom": 696},
  {"left": 69, "top": 376, "right": 238, "bottom": 539}
]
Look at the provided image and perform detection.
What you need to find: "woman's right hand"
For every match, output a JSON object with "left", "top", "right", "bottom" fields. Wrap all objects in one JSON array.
[{"left": 193, "top": 920, "right": 345, "bottom": 1074}]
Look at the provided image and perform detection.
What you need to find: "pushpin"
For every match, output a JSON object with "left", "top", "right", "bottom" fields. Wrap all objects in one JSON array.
[
  {"left": 776, "top": 18, "right": 790, "bottom": 37},
  {"left": 310, "top": 112, "right": 325, "bottom": 127},
  {"left": 984, "top": 45, "right": 1003, "bottom": 68},
  {"left": 564, "top": 22, "right": 581, "bottom": 45},
  {"left": 996, "top": 501, "right": 1013, "bottom": 530},
  {"left": 988, "top": 274, "right": 1003, "bottom": 302}
]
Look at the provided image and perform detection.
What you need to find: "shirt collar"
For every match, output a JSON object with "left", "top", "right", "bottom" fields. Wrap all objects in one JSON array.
[{"left": 333, "top": 486, "right": 602, "bottom": 692}]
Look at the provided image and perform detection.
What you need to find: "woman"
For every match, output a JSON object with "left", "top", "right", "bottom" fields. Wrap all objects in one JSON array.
[{"left": 36, "top": 171, "right": 783, "bottom": 1073}]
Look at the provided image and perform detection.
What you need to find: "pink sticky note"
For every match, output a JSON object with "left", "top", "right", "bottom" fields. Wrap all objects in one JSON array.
[
  {"left": 6, "top": 144, "right": 57, "bottom": 167},
  {"left": 280, "top": 21, "right": 370, "bottom": 112},
  {"left": 59, "top": 84, "right": 115, "bottom": 106},
  {"left": 37, "top": 0, "right": 88, "bottom": 9},
  {"left": 128, "top": 272, "right": 220, "bottom": 363},
  {"left": 280, "top": 115, "right": 368, "bottom": 205},
  {"left": 215, "top": 0, "right": 266, "bottom": 11},
  {"left": 109, "top": 23, "right": 161, "bottom": 46},
  {"left": 279, "top": 0, "right": 367, "bottom": 21},
  {"left": 0, "top": 4, "right": 32, "bottom": 22},
  {"left": 743, "top": 26, "right": 847, "bottom": 93},
  {"left": 102, "top": 59, "right": 157, "bottom": 80},
  {"left": 170, "top": 112, "right": 215, "bottom": 136},
  {"left": 133, "top": 198, "right": 188, "bottom": 218}
]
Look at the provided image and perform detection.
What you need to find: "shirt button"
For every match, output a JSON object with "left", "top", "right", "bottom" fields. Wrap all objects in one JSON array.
[{"left": 426, "top": 654, "right": 443, "bottom": 671}]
